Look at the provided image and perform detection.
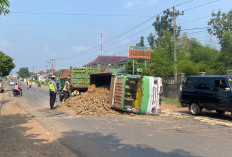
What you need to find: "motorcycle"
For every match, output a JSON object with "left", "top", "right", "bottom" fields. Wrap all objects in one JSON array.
[{"left": 13, "top": 88, "right": 22, "bottom": 97}]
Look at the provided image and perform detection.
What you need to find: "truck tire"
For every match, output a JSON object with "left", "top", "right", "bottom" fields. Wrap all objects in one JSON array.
[
  {"left": 59, "top": 94, "right": 64, "bottom": 102},
  {"left": 216, "top": 110, "right": 225, "bottom": 115},
  {"left": 190, "top": 103, "right": 202, "bottom": 115},
  {"left": 181, "top": 103, "right": 187, "bottom": 107}
]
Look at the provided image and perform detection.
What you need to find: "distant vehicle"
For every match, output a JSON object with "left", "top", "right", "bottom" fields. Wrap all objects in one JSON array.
[
  {"left": 9, "top": 81, "right": 15, "bottom": 86},
  {"left": 13, "top": 88, "right": 22, "bottom": 97},
  {"left": 180, "top": 75, "right": 232, "bottom": 115}
]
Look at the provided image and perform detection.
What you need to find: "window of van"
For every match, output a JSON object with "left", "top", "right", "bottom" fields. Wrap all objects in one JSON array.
[
  {"left": 184, "top": 78, "right": 198, "bottom": 89},
  {"left": 197, "top": 78, "right": 211, "bottom": 90},
  {"left": 214, "top": 79, "right": 228, "bottom": 91}
]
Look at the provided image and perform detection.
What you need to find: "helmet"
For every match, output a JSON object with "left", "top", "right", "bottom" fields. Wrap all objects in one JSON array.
[{"left": 50, "top": 75, "right": 56, "bottom": 78}]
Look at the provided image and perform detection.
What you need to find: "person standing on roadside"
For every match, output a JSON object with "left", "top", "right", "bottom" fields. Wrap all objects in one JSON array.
[
  {"left": 63, "top": 77, "right": 70, "bottom": 101},
  {"left": 48, "top": 75, "right": 57, "bottom": 109}
]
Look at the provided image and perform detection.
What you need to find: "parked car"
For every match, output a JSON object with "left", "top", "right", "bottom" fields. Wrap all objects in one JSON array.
[
  {"left": 9, "top": 80, "right": 15, "bottom": 86},
  {"left": 180, "top": 75, "right": 232, "bottom": 115}
]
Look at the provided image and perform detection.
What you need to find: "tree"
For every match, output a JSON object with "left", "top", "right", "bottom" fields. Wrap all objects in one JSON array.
[
  {"left": 153, "top": 9, "right": 182, "bottom": 46},
  {"left": 0, "top": 0, "right": 9, "bottom": 15},
  {"left": 147, "top": 33, "right": 155, "bottom": 49},
  {"left": 136, "top": 36, "right": 145, "bottom": 47},
  {"left": 208, "top": 10, "right": 232, "bottom": 42},
  {"left": 17, "top": 67, "right": 31, "bottom": 78},
  {"left": 0, "top": 51, "right": 15, "bottom": 76}
]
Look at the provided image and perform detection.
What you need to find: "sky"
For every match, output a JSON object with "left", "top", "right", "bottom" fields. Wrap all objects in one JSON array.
[{"left": 0, "top": 0, "right": 231, "bottom": 74}]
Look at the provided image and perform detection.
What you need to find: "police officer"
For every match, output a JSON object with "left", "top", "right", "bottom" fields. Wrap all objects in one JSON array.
[{"left": 48, "top": 75, "right": 57, "bottom": 109}]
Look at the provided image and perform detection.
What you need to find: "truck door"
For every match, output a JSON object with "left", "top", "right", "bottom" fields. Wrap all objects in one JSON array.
[
  {"left": 182, "top": 77, "right": 199, "bottom": 103},
  {"left": 197, "top": 78, "right": 213, "bottom": 108},
  {"left": 213, "top": 79, "right": 232, "bottom": 110}
]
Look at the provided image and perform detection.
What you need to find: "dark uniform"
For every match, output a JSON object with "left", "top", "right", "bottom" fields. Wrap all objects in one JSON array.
[{"left": 48, "top": 78, "right": 57, "bottom": 109}]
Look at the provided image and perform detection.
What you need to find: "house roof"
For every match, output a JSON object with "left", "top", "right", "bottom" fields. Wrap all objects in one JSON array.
[
  {"left": 49, "top": 68, "right": 56, "bottom": 73},
  {"left": 85, "top": 55, "right": 128, "bottom": 67},
  {"left": 37, "top": 70, "right": 46, "bottom": 75}
]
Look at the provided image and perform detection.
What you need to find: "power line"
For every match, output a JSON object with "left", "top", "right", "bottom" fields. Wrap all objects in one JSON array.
[
  {"left": 183, "top": 0, "right": 222, "bottom": 12},
  {"left": 49, "top": 1, "right": 216, "bottom": 68},
  {"left": 181, "top": 27, "right": 210, "bottom": 31},
  {"left": 53, "top": 16, "right": 158, "bottom": 61},
  {"left": 11, "top": 11, "right": 152, "bottom": 18},
  {"left": 174, "top": 0, "right": 195, "bottom": 7},
  {"left": 185, "top": 30, "right": 208, "bottom": 35},
  {"left": 0, "top": 23, "right": 151, "bottom": 28},
  {"left": 180, "top": 15, "right": 211, "bottom": 24}
]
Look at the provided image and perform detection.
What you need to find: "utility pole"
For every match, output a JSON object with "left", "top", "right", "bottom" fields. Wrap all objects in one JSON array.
[
  {"left": 32, "top": 66, "right": 35, "bottom": 74},
  {"left": 173, "top": 7, "right": 177, "bottom": 83},
  {"left": 172, "top": 7, "right": 183, "bottom": 83},
  {"left": 100, "top": 31, "right": 103, "bottom": 56},
  {"left": 48, "top": 59, "right": 56, "bottom": 75}
]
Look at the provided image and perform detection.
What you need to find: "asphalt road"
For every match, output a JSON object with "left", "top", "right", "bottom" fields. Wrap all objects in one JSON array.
[{"left": 8, "top": 82, "right": 232, "bottom": 157}]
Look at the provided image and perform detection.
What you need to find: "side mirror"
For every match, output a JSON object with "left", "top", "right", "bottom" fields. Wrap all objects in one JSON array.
[{"left": 225, "top": 88, "right": 231, "bottom": 92}]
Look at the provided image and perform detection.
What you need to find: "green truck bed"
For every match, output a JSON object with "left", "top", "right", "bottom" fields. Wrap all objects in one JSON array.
[{"left": 70, "top": 67, "right": 100, "bottom": 90}]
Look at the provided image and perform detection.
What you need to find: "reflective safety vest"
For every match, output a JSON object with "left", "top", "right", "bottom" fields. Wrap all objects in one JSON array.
[{"left": 48, "top": 81, "right": 55, "bottom": 91}]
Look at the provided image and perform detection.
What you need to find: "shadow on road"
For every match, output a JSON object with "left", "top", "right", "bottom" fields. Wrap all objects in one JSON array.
[
  {"left": 179, "top": 110, "right": 232, "bottom": 122},
  {"left": 0, "top": 113, "right": 201, "bottom": 157},
  {"left": 58, "top": 130, "right": 200, "bottom": 157},
  {"left": 0, "top": 113, "right": 75, "bottom": 157}
]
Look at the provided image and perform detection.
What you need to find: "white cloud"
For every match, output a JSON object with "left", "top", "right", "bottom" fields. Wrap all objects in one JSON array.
[
  {"left": 0, "top": 39, "right": 11, "bottom": 48},
  {"left": 124, "top": 0, "right": 141, "bottom": 8},
  {"left": 124, "top": 0, "right": 159, "bottom": 8},
  {"left": 72, "top": 46, "right": 90, "bottom": 52}
]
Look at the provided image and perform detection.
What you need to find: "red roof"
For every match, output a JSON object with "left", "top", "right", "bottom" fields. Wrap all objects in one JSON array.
[
  {"left": 85, "top": 55, "right": 128, "bottom": 67},
  {"left": 37, "top": 70, "right": 46, "bottom": 75},
  {"left": 49, "top": 68, "right": 56, "bottom": 73}
]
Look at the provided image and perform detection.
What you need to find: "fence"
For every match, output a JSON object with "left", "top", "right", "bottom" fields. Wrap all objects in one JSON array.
[{"left": 162, "top": 73, "right": 186, "bottom": 98}]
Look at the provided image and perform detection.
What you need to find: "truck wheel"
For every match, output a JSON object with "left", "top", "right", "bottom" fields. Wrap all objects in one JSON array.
[
  {"left": 59, "top": 94, "right": 64, "bottom": 102},
  {"left": 181, "top": 103, "right": 187, "bottom": 107},
  {"left": 190, "top": 103, "right": 202, "bottom": 115},
  {"left": 216, "top": 110, "right": 225, "bottom": 115}
]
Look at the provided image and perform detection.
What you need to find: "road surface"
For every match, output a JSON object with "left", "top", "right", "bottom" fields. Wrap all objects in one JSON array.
[{"left": 1, "top": 82, "right": 232, "bottom": 157}]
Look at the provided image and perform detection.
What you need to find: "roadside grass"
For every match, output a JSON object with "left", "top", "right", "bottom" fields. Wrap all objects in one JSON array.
[
  {"left": 41, "top": 82, "right": 48, "bottom": 86},
  {"left": 162, "top": 97, "right": 181, "bottom": 106}
]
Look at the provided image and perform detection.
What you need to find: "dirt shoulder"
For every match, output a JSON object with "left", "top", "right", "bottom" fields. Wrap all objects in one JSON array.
[{"left": 0, "top": 93, "right": 77, "bottom": 157}]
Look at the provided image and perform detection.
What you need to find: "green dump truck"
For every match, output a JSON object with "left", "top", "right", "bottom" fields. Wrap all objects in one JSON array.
[
  {"left": 70, "top": 67, "right": 100, "bottom": 90},
  {"left": 109, "top": 75, "right": 163, "bottom": 115},
  {"left": 58, "top": 67, "right": 100, "bottom": 101}
]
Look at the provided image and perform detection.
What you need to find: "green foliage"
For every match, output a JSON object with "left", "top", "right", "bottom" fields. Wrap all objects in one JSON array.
[
  {"left": 213, "top": 31, "right": 232, "bottom": 74},
  {"left": 125, "top": 60, "right": 145, "bottom": 75},
  {"left": 177, "top": 60, "right": 198, "bottom": 76},
  {"left": 0, "top": 51, "right": 15, "bottom": 76},
  {"left": 153, "top": 9, "right": 182, "bottom": 45},
  {"left": 208, "top": 10, "right": 232, "bottom": 42},
  {"left": 0, "top": 0, "right": 9, "bottom": 15},
  {"left": 136, "top": 36, "right": 145, "bottom": 47},
  {"left": 17, "top": 67, "right": 31, "bottom": 78},
  {"left": 125, "top": 9, "right": 231, "bottom": 78},
  {"left": 147, "top": 33, "right": 155, "bottom": 49}
]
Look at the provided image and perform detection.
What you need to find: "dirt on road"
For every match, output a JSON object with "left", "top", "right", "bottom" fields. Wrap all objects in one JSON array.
[{"left": 0, "top": 93, "right": 77, "bottom": 157}]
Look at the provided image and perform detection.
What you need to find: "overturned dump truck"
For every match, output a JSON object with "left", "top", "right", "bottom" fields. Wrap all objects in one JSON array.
[
  {"left": 58, "top": 68, "right": 100, "bottom": 101},
  {"left": 90, "top": 73, "right": 163, "bottom": 115},
  {"left": 70, "top": 67, "right": 100, "bottom": 91}
]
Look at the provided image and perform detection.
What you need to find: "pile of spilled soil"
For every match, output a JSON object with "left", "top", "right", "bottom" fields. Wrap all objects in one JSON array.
[{"left": 61, "top": 85, "right": 115, "bottom": 116}]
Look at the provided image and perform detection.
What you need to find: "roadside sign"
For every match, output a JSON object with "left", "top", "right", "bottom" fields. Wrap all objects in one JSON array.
[
  {"left": 129, "top": 46, "right": 151, "bottom": 60},
  {"left": 137, "top": 68, "right": 143, "bottom": 73}
]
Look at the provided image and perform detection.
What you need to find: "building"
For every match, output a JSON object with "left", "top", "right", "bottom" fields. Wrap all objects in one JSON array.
[{"left": 84, "top": 55, "right": 129, "bottom": 71}]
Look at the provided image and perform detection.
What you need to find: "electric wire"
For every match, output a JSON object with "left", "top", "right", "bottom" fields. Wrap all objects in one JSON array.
[{"left": 183, "top": 0, "right": 222, "bottom": 12}]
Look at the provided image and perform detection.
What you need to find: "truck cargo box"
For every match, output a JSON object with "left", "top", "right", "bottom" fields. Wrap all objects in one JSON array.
[{"left": 110, "top": 75, "right": 163, "bottom": 115}]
